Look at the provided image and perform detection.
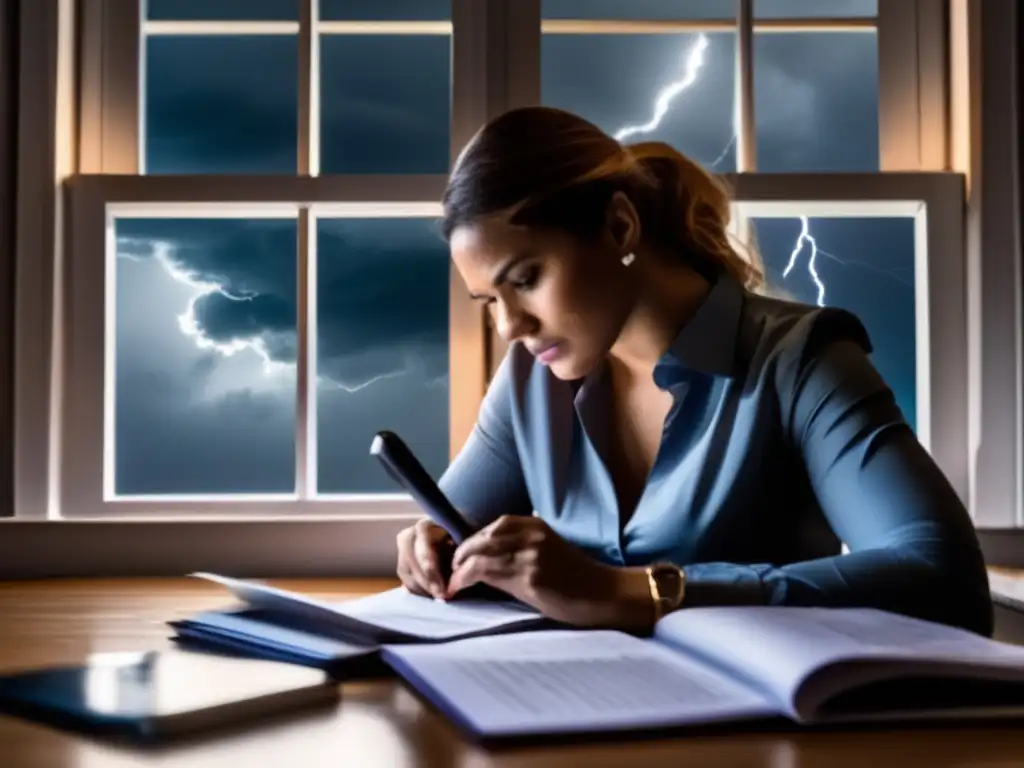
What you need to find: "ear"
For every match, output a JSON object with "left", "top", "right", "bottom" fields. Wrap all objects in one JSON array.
[{"left": 604, "top": 191, "right": 641, "bottom": 257}]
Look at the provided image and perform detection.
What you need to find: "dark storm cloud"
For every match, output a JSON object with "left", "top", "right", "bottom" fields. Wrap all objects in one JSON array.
[
  {"left": 145, "top": 34, "right": 449, "bottom": 175},
  {"left": 315, "top": 218, "right": 449, "bottom": 386},
  {"left": 145, "top": 36, "right": 299, "bottom": 174},
  {"left": 319, "top": 34, "right": 450, "bottom": 174},
  {"left": 117, "top": 216, "right": 449, "bottom": 390},
  {"left": 753, "top": 32, "right": 878, "bottom": 171},
  {"left": 115, "top": 374, "right": 295, "bottom": 495},
  {"left": 193, "top": 292, "right": 295, "bottom": 353},
  {"left": 117, "top": 219, "right": 297, "bottom": 298}
]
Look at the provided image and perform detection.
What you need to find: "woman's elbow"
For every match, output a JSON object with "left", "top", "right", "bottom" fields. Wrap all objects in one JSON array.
[
  {"left": 914, "top": 542, "right": 994, "bottom": 637},
  {"left": 948, "top": 572, "right": 994, "bottom": 637}
]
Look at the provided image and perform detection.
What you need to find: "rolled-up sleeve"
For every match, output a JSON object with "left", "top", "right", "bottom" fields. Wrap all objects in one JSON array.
[
  {"left": 438, "top": 352, "right": 533, "bottom": 527},
  {"left": 683, "top": 331, "right": 993, "bottom": 636}
]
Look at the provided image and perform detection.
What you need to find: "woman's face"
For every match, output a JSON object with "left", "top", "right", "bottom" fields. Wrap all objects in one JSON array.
[{"left": 450, "top": 211, "right": 638, "bottom": 381}]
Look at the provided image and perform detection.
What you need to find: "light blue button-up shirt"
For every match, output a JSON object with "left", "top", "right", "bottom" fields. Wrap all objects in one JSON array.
[{"left": 439, "top": 272, "right": 993, "bottom": 636}]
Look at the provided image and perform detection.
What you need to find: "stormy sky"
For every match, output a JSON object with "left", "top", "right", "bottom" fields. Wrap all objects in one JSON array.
[{"left": 117, "top": 0, "right": 910, "bottom": 497}]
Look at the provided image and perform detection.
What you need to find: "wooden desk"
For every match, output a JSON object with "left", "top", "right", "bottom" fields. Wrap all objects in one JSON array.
[{"left": 2, "top": 578, "right": 1024, "bottom": 768}]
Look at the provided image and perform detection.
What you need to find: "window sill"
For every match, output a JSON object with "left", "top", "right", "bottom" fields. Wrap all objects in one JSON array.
[
  {"left": 4, "top": 520, "right": 1021, "bottom": 580},
  {"left": 0, "top": 516, "right": 416, "bottom": 579},
  {"left": 978, "top": 530, "right": 1024, "bottom": 569}
]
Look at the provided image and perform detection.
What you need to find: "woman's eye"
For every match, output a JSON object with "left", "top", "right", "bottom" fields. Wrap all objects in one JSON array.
[{"left": 511, "top": 266, "right": 539, "bottom": 290}]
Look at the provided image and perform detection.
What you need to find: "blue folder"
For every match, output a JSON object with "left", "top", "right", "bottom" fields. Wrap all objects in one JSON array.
[{"left": 168, "top": 609, "right": 385, "bottom": 678}]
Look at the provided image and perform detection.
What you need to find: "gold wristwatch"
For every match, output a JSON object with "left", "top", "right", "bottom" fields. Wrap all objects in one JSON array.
[{"left": 645, "top": 562, "right": 687, "bottom": 622}]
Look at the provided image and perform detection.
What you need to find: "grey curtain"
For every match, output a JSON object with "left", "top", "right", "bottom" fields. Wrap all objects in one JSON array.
[{"left": 0, "top": 0, "right": 15, "bottom": 515}]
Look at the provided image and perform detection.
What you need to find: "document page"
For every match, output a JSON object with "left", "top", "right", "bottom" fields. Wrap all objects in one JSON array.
[
  {"left": 190, "top": 573, "right": 545, "bottom": 642},
  {"left": 382, "top": 630, "right": 776, "bottom": 738},
  {"left": 337, "top": 588, "right": 544, "bottom": 640},
  {"left": 655, "top": 606, "right": 1024, "bottom": 716}
]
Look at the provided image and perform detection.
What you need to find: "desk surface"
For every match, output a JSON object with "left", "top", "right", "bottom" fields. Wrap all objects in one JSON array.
[{"left": 3, "top": 577, "right": 1024, "bottom": 768}]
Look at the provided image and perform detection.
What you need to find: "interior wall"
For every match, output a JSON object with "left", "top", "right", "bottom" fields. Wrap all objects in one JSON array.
[{"left": 0, "top": 0, "right": 18, "bottom": 518}]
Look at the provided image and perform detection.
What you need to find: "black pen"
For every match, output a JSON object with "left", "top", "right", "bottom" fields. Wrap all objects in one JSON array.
[{"left": 370, "top": 430, "right": 479, "bottom": 545}]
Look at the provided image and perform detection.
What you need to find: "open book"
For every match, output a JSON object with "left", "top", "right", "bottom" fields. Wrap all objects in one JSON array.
[
  {"left": 381, "top": 605, "right": 1024, "bottom": 742},
  {"left": 170, "top": 573, "right": 551, "bottom": 672}
]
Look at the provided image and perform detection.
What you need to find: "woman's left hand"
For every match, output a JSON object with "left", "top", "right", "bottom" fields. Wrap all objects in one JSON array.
[{"left": 446, "top": 515, "right": 653, "bottom": 631}]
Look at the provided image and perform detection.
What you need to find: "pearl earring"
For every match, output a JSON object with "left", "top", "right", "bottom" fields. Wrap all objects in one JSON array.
[{"left": 621, "top": 252, "right": 636, "bottom": 267}]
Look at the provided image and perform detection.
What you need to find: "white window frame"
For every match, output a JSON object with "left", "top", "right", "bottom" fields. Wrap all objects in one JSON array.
[{"left": 5, "top": 0, "right": 1020, "bottom": 577}]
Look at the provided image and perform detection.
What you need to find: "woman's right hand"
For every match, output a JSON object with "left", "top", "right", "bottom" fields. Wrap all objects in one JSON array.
[{"left": 395, "top": 518, "right": 454, "bottom": 600}]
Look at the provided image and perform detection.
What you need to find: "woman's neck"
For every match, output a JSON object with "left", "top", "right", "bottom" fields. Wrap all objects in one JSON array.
[{"left": 608, "top": 258, "right": 712, "bottom": 382}]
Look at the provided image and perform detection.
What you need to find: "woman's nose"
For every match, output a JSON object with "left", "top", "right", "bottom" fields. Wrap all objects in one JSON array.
[{"left": 493, "top": 300, "right": 534, "bottom": 343}]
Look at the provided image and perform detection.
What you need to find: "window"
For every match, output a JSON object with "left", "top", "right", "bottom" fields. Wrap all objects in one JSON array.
[
  {"left": 752, "top": 215, "right": 917, "bottom": 428},
  {"left": 540, "top": 0, "right": 879, "bottom": 173},
  {"left": 542, "top": 31, "right": 739, "bottom": 171},
  {"left": 753, "top": 30, "right": 878, "bottom": 171},
  {"left": 144, "top": 34, "right": 300, "bottom": 174},
  {"left": 318, "top": 33, "right": 450, "bottom": 174},
  {"left": 315, "top": 213, "right": 450, "bottom": 494},
  {"left": 114, "top": 214, "right": 300, "bottom": 496},
  {"left": 15, "top": 0, "right": 1016, "bottom": 566},
  {"left": 140, "top": 0, "right": 452, "bottom": 175},
  {"left": 64, "top": 178, "right": 453, "bottom": 517},
  {"left": 753, "top": 215, "right": 916, "bottom": 424},
  {"left": 64, "top": 0, "right": 954, "bottom": 517},
  {"left": 46, "top": 0, "right": 484, "bottom": 519},
  {"left": 728, "top": 174, "right": 968, "bottom": 490}
]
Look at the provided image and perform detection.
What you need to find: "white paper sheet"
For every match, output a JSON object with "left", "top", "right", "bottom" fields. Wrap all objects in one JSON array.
[{"left": 190, "top": 572, "right": 544, "bottom": 641}]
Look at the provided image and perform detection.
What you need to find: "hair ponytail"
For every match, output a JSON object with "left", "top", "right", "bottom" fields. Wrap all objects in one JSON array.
[
  {"left": 442, "top": 106, "right": 765, "bottom": 294},
  {"left": 625, "top": 141, "right": 764, "bottom": 292}
]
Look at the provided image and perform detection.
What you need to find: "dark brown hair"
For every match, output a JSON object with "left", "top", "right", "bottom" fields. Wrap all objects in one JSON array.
[{"left": 441, "top": 106, "right": 763, "bottom": 291}]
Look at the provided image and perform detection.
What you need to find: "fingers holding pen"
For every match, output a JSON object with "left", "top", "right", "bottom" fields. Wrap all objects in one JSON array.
[
  {"left": 396, "top": 519, "right": 453, "bottom": 599},
  {"left": 414, "top": 518, "right": 452, "bottom": 599}
]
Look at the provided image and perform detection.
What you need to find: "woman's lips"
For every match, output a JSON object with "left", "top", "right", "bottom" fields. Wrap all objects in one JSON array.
[{"left": 536, "top": 343, "right": 563, "bottom": 364}]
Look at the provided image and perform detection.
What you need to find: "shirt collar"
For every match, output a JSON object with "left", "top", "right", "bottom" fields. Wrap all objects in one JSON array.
[
  {"left": 572, "top": 271, "right": 745, "bottom": 407},
  {"left": 655, "top": 271, "right": 744, "bottom": 382}
]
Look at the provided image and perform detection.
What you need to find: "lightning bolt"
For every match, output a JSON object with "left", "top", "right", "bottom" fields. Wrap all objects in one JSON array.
[
  {"left": 613, "top": 34, "right": 710, "bottom": 143},
  {"left": 117, "top": 237, "right": 415, "bottom": 392},
  {"left": 782, "top": 216, "right": 826, "bottom": 306},
  {"left": 611, "top": 33, "right": 831, "bottom": 307}
]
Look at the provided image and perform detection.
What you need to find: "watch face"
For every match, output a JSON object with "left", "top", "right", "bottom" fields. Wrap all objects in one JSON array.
[{"left": 654, "top": 564, "right": 683, "bottom": 603}]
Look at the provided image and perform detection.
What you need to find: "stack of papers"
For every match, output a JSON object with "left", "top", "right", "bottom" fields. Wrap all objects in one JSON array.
[{"left": 169, "top": 573, "right": 550, "bottom": 675}]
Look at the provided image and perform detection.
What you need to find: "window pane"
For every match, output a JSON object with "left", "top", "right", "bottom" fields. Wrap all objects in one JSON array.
[
  {"left": 147, "top": 0, "right": 298, "bottom": 21},
  {"left": 753, "top": 216, "right": 917, "bottom": 429},
  {"left": 755, "top": 32, "right": 878, "bottom": 171},
  {"left": 319, "top": 35, "right": 449, "bottom": 174},
  {"left": 320, "top": 0, "right": 450, "bottom": 20},
  {"left": 316, "top": 217, "right": 449, "bottom": 494},
  {"left": 754, "top": 0, "right": 876, "bottom": 18},
  {"left": 114, "top": 218, "right": 297, "bottom": 495},
  {"left": 542, "top": 33, "right": 736, "bottom": 171},
  {"left": 145, "top": 36, "right": 298, "bottom": 174},
  {"left": 543, "top": 0, "right": 734, "bottom": 19}
]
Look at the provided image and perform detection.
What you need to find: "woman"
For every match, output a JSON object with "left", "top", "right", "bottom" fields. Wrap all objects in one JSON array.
[{"left": 395, "top": 106, "right": 993, "bottom": 637}]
